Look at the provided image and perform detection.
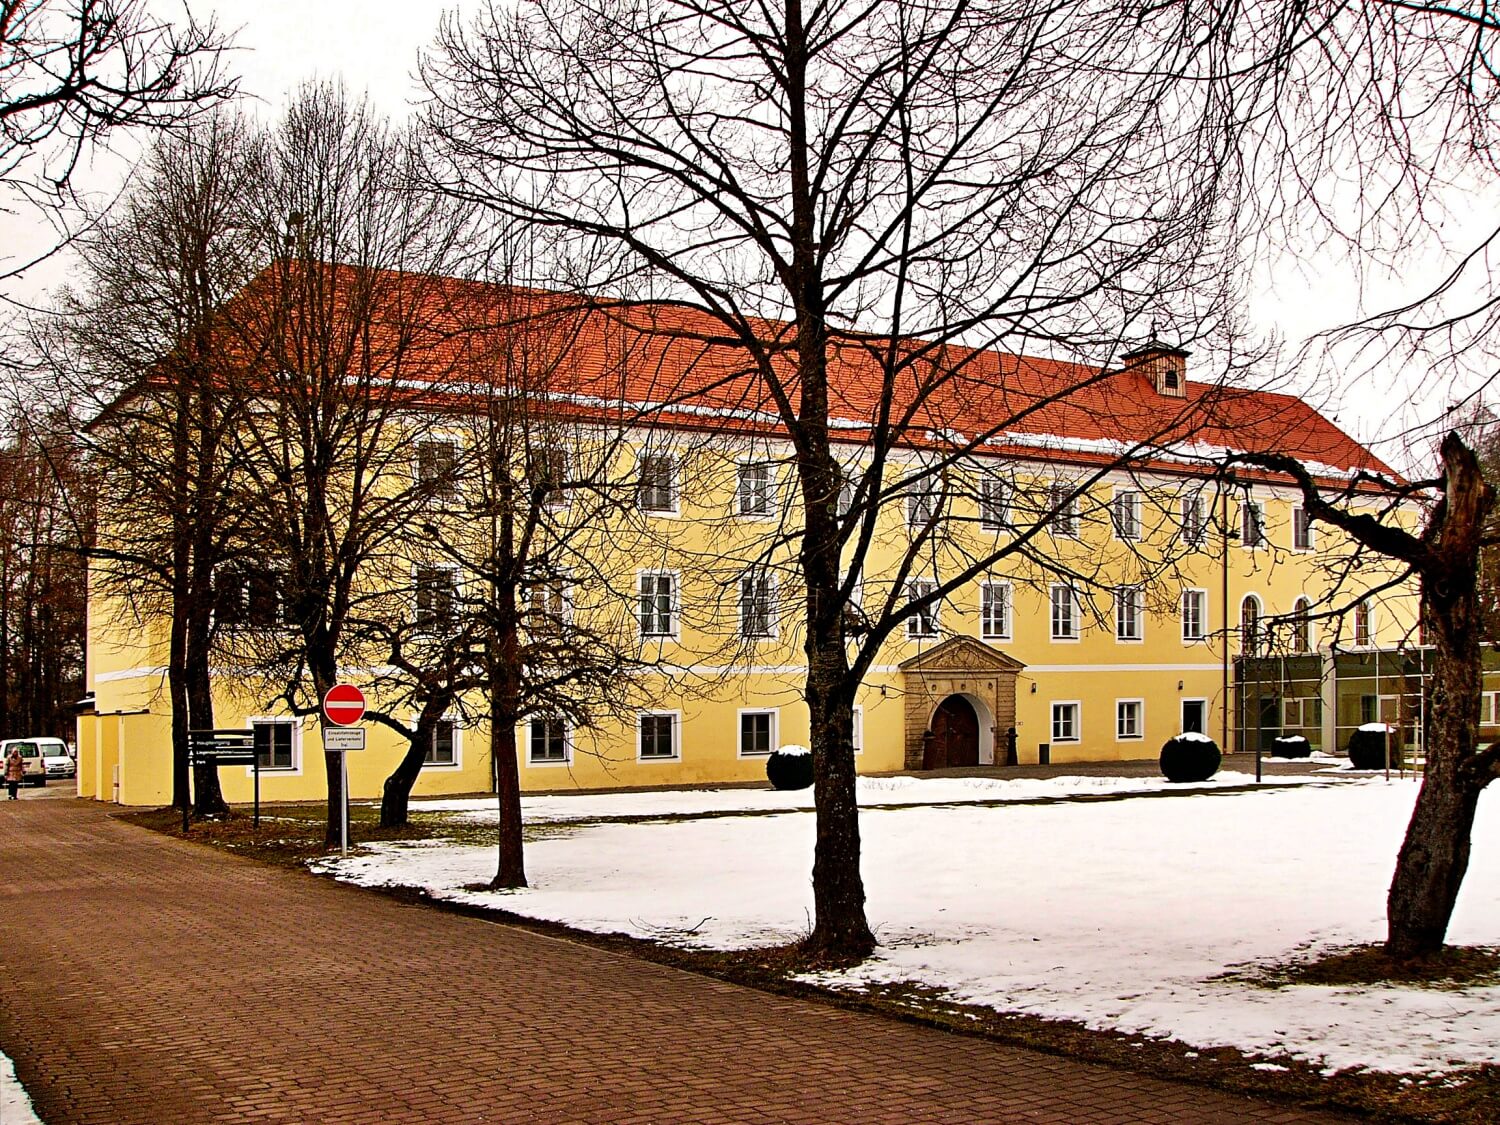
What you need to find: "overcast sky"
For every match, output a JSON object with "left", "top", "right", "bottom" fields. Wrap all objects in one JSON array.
[{"left": 17, "top": 0, "right": 1486, "bottom": 468}]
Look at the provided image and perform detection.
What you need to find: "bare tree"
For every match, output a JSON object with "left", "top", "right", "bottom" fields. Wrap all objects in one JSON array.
[
  {"left": 226, "top": 83, "right": 473, "bottom": 847},
  {"left": 424, "top": 0, "right": 1263, "bottom": 959},
  {"left": 1, "top": 0, "right": 235, "bottom": 291},
  {"left": 43, "top": 113, "right": 262, "bottom": 816}
]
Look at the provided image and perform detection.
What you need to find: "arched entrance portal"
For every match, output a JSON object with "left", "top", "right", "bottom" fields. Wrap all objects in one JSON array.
[{"left": 924, "top": 694, "right": 980, "bottom": 769}]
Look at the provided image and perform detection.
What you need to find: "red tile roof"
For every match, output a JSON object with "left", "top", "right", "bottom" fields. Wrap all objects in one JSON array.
[{"left": 222, "top": 262, "right": 1394, "bottom": 487}]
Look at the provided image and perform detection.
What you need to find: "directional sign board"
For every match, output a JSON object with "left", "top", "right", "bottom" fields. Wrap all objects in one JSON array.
[
  {"left": 323, "top": 684, "right": 366, "bottom": 726},
  {"left": 323, "top": 727, "right": 366, "bottom": 752}
]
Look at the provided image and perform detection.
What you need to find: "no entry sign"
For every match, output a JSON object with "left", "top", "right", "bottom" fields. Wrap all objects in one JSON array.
[{"left": 322, "top": 684, "right": 366, "bottom": 727}]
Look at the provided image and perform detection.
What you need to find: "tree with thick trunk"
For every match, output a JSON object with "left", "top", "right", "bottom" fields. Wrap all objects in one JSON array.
[{"left": 1230, "top": 433, "right": 1498, "bottom": 958}]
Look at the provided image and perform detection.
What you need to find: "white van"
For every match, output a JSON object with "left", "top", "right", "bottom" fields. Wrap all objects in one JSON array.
[{"left": 1, "top": 739, "right": 47, "bottom": 787}]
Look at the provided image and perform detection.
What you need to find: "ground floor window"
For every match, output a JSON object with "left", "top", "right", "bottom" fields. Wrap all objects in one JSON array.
[
  {"left": 253, "top": 720, "right": 294, "bottom": 770},
  {"left": 422, "top": 720, "right": 457, "bottom": 766},
  {"left": 529, "top": 717, "right": 568, "bottom": 764},
  {"left": 639, "top": 713, "right": 679, "bottom": 760},
  {"left": 739, "top": 710, "right": 776, "bottom": 757},
  {"left": 1115, "top": 700, "right": 1143, "bottom": 741},
  {"left": 1051, "top": 702, "right": 1080, "bottom": 743}
]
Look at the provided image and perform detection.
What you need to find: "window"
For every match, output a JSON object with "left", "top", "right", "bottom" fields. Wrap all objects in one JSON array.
[
  {"left": 529, "top": 716, "right": 568, "bottom": 764},
  {"left": 1181, "top": 589, "right": 1206, "bottom": 642},
  {"left": 415, "top": 566, "right": 459, "bottom": 630},
  {"left": 907, "top": 476, "right": 942, "bottom": 527},
  {"left": 1240, "top": 595, "right": 1262, "bottom": 656},
  {"left": 739, "top": 573, "right": 775, "bottom": 637},
  {"left": 253, "top": 720, "right": 294, "bottom": 771},
  {"left": 637, "top": 454, "right": 677, "bottom": 512},
  {"left": 1291, "top": 597, "right": 1312, "bottom": 653},
  {"left": 906, "top": 579, "right": 939, "bottom": 638},
  {"left": 638, "top": 712, "right": 679, "bottom": 760},
  {"left": 1293, "top": 507, "right": 1314, "bottom": 551},
  {"left": 979, "top": 476, "right": 1008, "bottom": 529},
  {"left": 836, "top": 476, "right": 855, "bottom": 519},
  {"left": 737, "top": 462, "right": 773, "bottom": 517},
  {"left": 1482, "top": 692, "right": 1500, "bottom": 726},
  {"left": 1284, "top": 697, "right": 1321, "bottom": 729},
  {"left": 531, "top": 446, "right": 568, "bottom": 509},
  {"left": 1353, "top": 601, "right": 1373, "bottom": 647},
  {"left": 639, "top": 573, "right": 676, "bottom": 637},
  {"left": 980, "top": 582, "right": 1011, "bottom": 640},
  {"left": 1116, "top": 699, "right": 1143, "bottom": 740},
  {"left": 416, "top": 438, "right": 459, "bottom": 502},
  {"left": 424, "top": 720, "right": 457, "bottom": 766},
  {"left": 1241, "top": 500, "right": 1264, "bottom": 547},
  {"left": 1115, "top": 585, "right": 1142, "bottom": 642},
  {"left": 1180, "top": 495, "right": 1205, "bottom": 547},
  {"left": 529, "top": 579, "right": 570, "bottom": 634},
  {"left": 1051, "top": 702, "right": 1080, "bottom": 743},
  {"left": 852, "top": 705, "right": 863, "bottom": 753},
  {"left": 738, "top": 710, "right": 776, "bottom": 757},
  {"left": 1050, "top": 584, "right": 1079, "bottom": 640},
  {"left": 1048, "top": 483, "right": 1078, "bottom": 538},
  {"left": 217, "top": 565, "right": 286, "bottom": 629},
  {"left": 1112, "top": 490, "right": 1141, "bottom": 540}
]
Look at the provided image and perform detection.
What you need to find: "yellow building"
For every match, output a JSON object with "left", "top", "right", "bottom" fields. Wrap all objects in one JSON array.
[{"left": 76, "top": 279, "right": 1418, "bottom": 804}]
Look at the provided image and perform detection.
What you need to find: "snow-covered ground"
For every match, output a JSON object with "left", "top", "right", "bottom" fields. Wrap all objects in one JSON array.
[
  {"left": 2, "top": 1049, "right": 42, "bottom": 1125},
  {"left": 326, "top": 773, "right": 1500, "bottom": 1076}
]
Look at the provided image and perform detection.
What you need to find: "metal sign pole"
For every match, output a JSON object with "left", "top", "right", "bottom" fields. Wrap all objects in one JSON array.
[{"left": 341, "top": 750, "right": 349, "bottom": 857}]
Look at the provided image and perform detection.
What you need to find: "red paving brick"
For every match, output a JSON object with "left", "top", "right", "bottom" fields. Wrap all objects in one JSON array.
[{"left": 0, "top": 799, "right": 1355, "bottom": 1124}]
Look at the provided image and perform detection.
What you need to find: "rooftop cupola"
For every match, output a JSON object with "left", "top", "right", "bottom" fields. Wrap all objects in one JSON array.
[{"left": 1123, "top": 340, "right": 1190, "bottom": 398}]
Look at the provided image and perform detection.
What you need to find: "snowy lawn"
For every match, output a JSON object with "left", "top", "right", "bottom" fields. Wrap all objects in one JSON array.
[{"left": 324, "top": 774, "right": 1500, "bottom": 1076}]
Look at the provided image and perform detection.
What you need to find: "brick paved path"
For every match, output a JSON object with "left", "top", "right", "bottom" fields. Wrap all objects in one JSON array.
[{"left": 0, "top": 800, "right": 1350, "bottom": 1124}]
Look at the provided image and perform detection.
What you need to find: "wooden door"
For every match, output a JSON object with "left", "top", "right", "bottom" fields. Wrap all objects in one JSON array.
[{"left": 925, "top": 695, "right": 980, "bottom": 769}]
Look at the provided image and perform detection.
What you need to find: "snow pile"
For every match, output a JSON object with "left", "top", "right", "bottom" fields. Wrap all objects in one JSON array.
[
  {"left": 774, "top": 744, "right": 811, "bottom": 757},
  {"left": 1173, "top": 731, "right": 1216, "bottom": 743},
  {"left": 339, "top": 776, "right": 1500, "bottom": 1075},
  {"left": 1, "top": 1051, "right": 41, "bottom": 1125}
]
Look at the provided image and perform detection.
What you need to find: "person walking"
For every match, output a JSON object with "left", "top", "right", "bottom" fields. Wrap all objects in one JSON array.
[{"left": 5, "top": 745, "right": 23, "bottom": 800}]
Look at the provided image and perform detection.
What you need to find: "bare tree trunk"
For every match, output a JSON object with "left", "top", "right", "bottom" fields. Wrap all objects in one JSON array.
[
  {"left": 489, "top": 701, "right": 526, "bottom": 890},
  {"left": 1386, "top": 437, "right": 1492, "bottom": 958},
  {"left": 379, "top": 699, "right": 449, "bottom": 828}
]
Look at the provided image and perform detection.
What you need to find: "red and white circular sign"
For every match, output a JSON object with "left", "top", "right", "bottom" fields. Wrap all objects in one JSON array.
[{"left": 322, "top": 684, "right": 366, "bottom": 726}]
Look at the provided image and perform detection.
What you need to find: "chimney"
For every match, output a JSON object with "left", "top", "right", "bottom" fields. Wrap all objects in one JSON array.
[{"left": 1123, "top": 341, "right": 1189, "bottom": 398}]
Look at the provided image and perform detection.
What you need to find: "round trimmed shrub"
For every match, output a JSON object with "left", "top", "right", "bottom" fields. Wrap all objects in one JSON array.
[
  {"left": 1346, "top": 725, "right": 1394, "bottom": 770},
  {"left": 1159, "top": 732, "right": 1222, "bottom": 783},
  {"left": 1271, "top": 735, "right": 1312, "bottom": 759},
  {"left": 766, "top": 744, "right": 814, "bottom": 790}
]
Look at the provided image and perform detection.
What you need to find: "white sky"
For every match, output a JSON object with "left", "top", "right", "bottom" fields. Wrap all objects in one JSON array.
[{"left": 7, "top": 0, "right": 1490, "bottom": 471}]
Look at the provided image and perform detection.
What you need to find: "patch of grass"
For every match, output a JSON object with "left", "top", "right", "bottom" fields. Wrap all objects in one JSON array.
[{"left": 1245, "top": 944, "right": 1500, "bottom": 991}]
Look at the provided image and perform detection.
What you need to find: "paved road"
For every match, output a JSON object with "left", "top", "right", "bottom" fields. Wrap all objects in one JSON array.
[{"left": 0, "top": 799, "right": 1350, "bottom": 1124}]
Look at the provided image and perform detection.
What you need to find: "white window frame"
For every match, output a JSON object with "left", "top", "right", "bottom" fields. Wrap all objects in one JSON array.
[
  {"left": 414, "top": 563, "right": 461, "bottom": 631},
  {"left": 1115, "top": 585, "right": 1143, "bottom": 643},
  {"left": 1181, "top": 698, "right": 1209, "bottom": 735},
  {"left": 1241, "top": 499, "right": 1265, "bottom": 548},
  {"left": 1181, "top": 588, "right": 1207, "bottom": 643},
  {"left": 1180, "top": 494, "right": 1205, "bottom": 547},
  {"left": 533, "top": 445, "right": 570, "bottom": 510},
  {"left": 1050, "top": 701, "right": 1081, "bottom": 743},
  {"left": 414, "top": 435, "right": 462, "bottom": 505},
  {"left": 1048, "top": 483, "right": 1079, "bottom": 538},
  {"left": 1482, "top": 691, "right": 1500, "bottom": 726},
  {"left": 979, "top": 581, "right": 1012, "bottom": 641},
  {"left": 1292, "top": 506, "right": 1314, "bottom": 552},
  {"left": 637, "top": 710, "right": 681, "bottom": 762},
  {"left": 736, "top": 708, "right": 779, "bottom": 758},
  {"left": 739, "top": 572, "right": 777, "bottom": 638},
  {"left": 1112, "top": 489, "right": 1141, "bottom": 541},
  {"left": 636, "top": 452, "right": 679, "bottom": 515},
  {"left": 637, "top": 570, "right": 679, "bottom": 639},
  {"left": 979, "top": 475, "right": 1008, "bottom": 530},
  {"left": 249, "top": 717, "right": 300, "bottom": 775},
  {"left": 906, "top": 475, "right": 942, "bottom": 528},
  {"left": 852, "top": 704, "right": 863, "bottom": 754},
  {"left": 527, "top": 715, "right": 571, "bottom": 766},
  {"left": 1049, "top": 583, "right": 1080, "bottom": 642},
  {"left": 528, "top": 575, "right": 573, "bottom": 633},
  {"left": 1283, "top": 697, "right": 1321, "bottom": 729},
  {"left": 1352, "top": 600, "right": 1374, "bottom": 648},
  {"left": 1291, "top": 596, "right": 1314, "bottom": 653},
  {"left": 906, "top": 578, "right": 940, "bottom": 639},
  {"left": 421, "top": 718, "right": 462, "bottom": 769},
  {"left": 1115, "top": 698, "right": 1144, "bottom": 741},
  {"left": 1240, "top": 594, "right": 1263, "bottom": 656},
  {"left": 736, "top": 461, "right": 774, "bottom": 519}
]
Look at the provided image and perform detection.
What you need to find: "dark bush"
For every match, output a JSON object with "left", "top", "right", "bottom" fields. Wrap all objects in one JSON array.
[
  {"left": 1159, "top": 733, "right": 1221, "bottom": 783},
  {"left": 1346, "top": 726, "right": 1394, "bottom": 770},
  {"left": 765, "top": 747, "right": 814, "bottom": 790},
  {"left": 1272, "top": 735, "right": 1311, "bottom": 759}
]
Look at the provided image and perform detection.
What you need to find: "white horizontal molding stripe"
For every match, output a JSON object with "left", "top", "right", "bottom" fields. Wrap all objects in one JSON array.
[
  {"left": 1026, "top": 663, "right": 1225, "bottom": 674},
  {"left": 94, "top": 666, "right": 170, "bottom": 684}
]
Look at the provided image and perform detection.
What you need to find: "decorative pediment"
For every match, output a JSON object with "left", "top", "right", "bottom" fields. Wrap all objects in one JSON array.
[{"left": 898, "top": 636, "right": 1026, "bottom": 674}]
